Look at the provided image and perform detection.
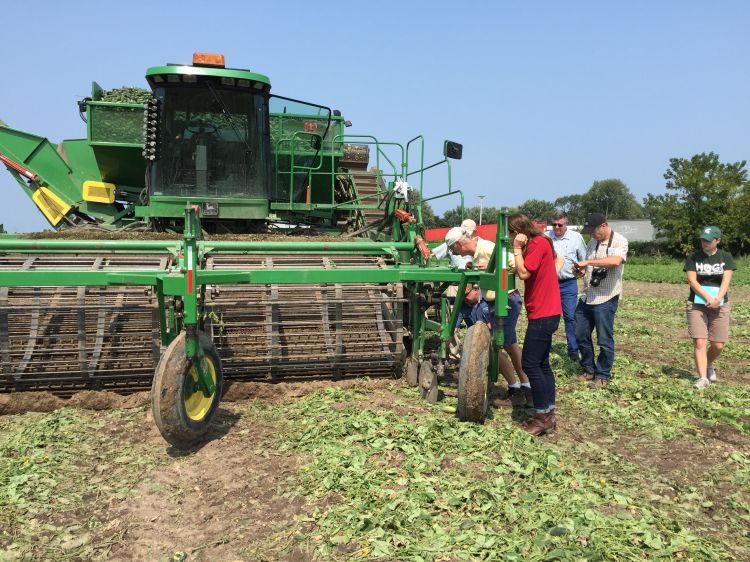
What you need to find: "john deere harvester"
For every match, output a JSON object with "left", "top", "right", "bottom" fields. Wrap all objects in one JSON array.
[{"left": 0, "top": 53, "right": 514, "bottom": 448}]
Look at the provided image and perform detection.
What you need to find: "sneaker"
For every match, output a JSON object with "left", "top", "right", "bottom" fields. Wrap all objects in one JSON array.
[
  {"left": 694, "top": 378, "right": 710, "bottom": 390},
  {"left": 568, "top": 350, "right": 580, "bottom": 362},
  {"left": 707, "top": 366, "right": 717, "bottom": 382},
  {"left": 587, "top": 378, "right": 609, "bottom": 390}
]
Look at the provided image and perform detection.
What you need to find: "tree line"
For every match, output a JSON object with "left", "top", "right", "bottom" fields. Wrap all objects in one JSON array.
[{"left": 419, "top": 152, "right": 749, "bottom": 256}]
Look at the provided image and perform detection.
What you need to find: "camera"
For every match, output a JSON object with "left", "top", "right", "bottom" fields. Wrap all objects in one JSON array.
[{"left": 589, "top": 267, "right": 608, "bottom": 287}]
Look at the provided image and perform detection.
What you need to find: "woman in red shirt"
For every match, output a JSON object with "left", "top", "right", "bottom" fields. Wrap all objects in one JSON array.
[{"left": 508, "top": 213, "right": 563, "bottom": 436}]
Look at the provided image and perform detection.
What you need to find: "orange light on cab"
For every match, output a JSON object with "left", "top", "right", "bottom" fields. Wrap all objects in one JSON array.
[{"left": 192, "top": 52, "right": 225, "bottom": 67}]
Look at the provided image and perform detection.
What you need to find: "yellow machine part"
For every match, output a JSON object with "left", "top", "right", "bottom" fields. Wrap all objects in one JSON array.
[
  {"left": 32, "top": 186, "right": 72, "bottom": 226},
  {"left": 82, "top": 180, "right": 116, "bottom": 204}
]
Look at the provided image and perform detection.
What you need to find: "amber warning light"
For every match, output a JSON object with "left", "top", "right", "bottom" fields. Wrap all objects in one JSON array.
[{"left": 192, "top": 52, "right": 225, "bottom": 67}]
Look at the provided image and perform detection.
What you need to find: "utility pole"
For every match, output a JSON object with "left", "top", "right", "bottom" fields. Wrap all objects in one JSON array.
[{"left": 478, "top": 195, "right": 485, "bottom": 225}]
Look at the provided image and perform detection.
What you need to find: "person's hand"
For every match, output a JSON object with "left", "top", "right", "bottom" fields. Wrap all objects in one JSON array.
[
  {"left": 513, "top": 233, "right": 528, "bottom": 249},
  {"left": 573, "top": 261, "right": 587, "bottom": 277},
  {"left": 706, "top": 297, "right": 721, "bottom": 310}
]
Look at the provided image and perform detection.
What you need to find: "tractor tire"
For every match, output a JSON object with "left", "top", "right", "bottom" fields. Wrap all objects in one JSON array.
[
  {"left": 457, "top": 323, "right": 491, "bottom": 423},
  {"left": 403, "top": 356, "right": 419, "bottom": 387},
  {"left": 151, "top": 331, "right": 223, "bottom": 449},
  {"left": 419, "top": 361, "right": 439, "bottom": 403}
]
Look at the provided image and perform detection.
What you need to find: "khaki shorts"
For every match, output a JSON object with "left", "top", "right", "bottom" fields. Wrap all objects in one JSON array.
[{"left": 686, "top": 300, "right": 731, "bottom": 342}]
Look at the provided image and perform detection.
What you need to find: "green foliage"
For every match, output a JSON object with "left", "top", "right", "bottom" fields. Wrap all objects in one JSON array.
[
  {"left": 0, "top": 407, "right": 161, "bottom": 559},
  {"left": 582, "top": 179, "right": 645, "bottom": 220},
  {"left": 625, "top": 256, "right": 750, "bottom": 286},
  {"left": 408, "top": 189, "right": 439, "bottom": 228},
  {"left": 554, "top": 194, "right": 585, "bottom": 224},
  {"left": 268, "top": 388, "right": 728, "bottom": 561},
  {"left": 437, "top": 205, "right": 504, "bottom": 228},
  {"left": 516, "top": 198, "right": 558, "bottom": 222},
  {"left": 100, "top": 86, "right": 152, "bottom": 104},
  {"left": 644, "top": 153, "right": 750, "bottom": 255}
]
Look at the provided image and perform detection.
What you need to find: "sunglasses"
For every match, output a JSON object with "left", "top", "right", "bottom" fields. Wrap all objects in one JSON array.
[{"left": 552, "top": 223, "right": 566, "bottom": 227}]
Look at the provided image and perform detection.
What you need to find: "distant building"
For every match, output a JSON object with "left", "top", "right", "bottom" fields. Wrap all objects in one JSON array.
[{"left": 606, "top": 220, "right": 655, "bottom": 241}]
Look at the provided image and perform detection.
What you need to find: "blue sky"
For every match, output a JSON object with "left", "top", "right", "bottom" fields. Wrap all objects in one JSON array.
[{"left": 1, "top": 0, "right": 748, "bottom": 232}]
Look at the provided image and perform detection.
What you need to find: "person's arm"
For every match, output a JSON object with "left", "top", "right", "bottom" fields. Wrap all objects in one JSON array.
[
  {"left": 716, "top": 269, "right": 734, "bottom": 305},
  {"left": 578, "top": 234, "right": 627, "bottom": 269},
  {"left": 554, "top": 253, "right": 565, "bottom": 274},
  {"left": 686, "top": 271, "right": 720, "bottom": 308},
  {"left": 512, "top": 234, "right": 531, "bottom": 280},
  {"left": 576, "top": 255, "right": 623, "bottom": 268}
]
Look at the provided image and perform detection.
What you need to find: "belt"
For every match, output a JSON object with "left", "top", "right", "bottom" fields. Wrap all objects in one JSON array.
[{"left": 558, "top": 277, "right": 576, "bottom": 284}]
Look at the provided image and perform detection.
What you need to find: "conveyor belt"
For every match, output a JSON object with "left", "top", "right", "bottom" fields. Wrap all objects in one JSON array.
[{"left": 0, "top": 252, "right": 404, "bottom": 394}]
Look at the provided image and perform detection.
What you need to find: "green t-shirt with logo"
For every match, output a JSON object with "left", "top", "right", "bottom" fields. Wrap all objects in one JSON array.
[{"left": 684, "top": 249, "right": 737, "bottom": 303}]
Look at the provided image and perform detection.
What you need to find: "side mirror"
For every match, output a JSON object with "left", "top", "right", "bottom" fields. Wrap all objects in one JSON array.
[
  {"left": 310, "top": 135, "right": 322, "bottom": 150},
  {"left": 444, "top": 140, "right": 463, "bottom": 160}
]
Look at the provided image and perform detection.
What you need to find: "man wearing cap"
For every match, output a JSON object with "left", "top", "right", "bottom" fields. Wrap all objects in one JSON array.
[
  {"left": 573, "top": 213, "right": 629, "bottom": 388},
  {"left": 547, "top": 211, "right": 587, "bottom": 361},
  {"left": 684, "top": 226, "right": 736, "bottom": 390},
  {"left": 432, "top": 225, "right": 473, "bottom": 269}
]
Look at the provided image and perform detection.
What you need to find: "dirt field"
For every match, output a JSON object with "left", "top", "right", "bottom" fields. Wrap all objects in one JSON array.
[{"left": 1, "top": 281, "right": 749, "bottom": 561}]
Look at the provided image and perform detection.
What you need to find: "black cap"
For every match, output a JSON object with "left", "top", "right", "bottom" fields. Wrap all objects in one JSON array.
[{"left": 582, "top": 213, "right": 607, "bottom": 233}]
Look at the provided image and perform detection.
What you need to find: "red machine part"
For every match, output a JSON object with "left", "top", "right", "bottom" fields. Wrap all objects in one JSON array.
[
  {"left": 414, "top": 235, "right": 431, "bottom": 259},
  {"left": 0, "top": 152, "right": 40, "bottom": 182},
  {"left": 394, "top": 208, "right": 414, "bottom": 223}
]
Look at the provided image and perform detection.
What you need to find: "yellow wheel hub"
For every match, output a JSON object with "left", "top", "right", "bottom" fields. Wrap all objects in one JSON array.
[{"left": 183, "top": 357, "right": 217, "bottom": 421}]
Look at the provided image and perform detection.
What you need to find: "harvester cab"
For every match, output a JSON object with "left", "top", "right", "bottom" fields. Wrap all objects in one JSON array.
[{"left": 0, "top": 53, "right": 514, "bottom": 449}]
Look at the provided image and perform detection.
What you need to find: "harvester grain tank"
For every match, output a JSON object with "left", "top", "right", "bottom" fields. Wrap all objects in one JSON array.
[{"left": 0, "top": 53, "right": 514, "bottom": 448}]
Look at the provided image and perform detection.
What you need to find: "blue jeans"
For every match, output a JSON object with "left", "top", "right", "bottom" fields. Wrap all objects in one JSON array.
[
  {"left": 558, "top": 279, "right": 579, "bottom": 355},
  {"left": 500, "top": 291, "right": 522, "bottom": 346},
  {"left": 575, "top": 296, "right": 619, "bottom": 380},
  {"left": 522, "top": 315, "right": 560, "bottom": 412}
]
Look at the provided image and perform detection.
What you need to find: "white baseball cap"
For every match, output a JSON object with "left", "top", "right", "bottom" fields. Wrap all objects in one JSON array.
[
  {"left": 460, "top": 219, "right": 477, "bottom": 236},
  {"left": 445, "top": 226, "right": 464, "bottom": 247}
]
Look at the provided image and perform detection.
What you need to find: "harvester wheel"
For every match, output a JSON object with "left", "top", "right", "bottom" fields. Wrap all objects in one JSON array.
[
  {"left": 151, "top": 331, "right": 223, "bottom": 449},
  {"left": 457, "top": 323, "right": 491, "bottom": 423},
  {"left": 419, "top": 361, "right": 439, "bottom": 403},
  {"left": 403, "top": 356, "right": 419, "bottom": 387}
]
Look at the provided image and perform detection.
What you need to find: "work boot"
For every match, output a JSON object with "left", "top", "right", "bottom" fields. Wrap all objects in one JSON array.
[
  {"left": 587, "top": 377, "right": 609, "bottom": 389},
  {"left": 522, "top": 412, "right": 556, "bottom": 436},
  {"left": 576, "top": 371, "right": 595, "bottom": 383}
]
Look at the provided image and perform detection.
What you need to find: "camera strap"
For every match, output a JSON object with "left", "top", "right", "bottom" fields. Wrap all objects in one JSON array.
[{"left": 595, "top": 230, "right": 615, "bottom": 259}]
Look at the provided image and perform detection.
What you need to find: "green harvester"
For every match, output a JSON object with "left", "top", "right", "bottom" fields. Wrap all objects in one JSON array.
[{"left": 0, "top": 53, "right": 514, "bottom": 448}]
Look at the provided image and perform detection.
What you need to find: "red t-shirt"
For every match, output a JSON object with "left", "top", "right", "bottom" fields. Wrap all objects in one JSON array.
[{"left": 522, "top": 236, "right": 563, "bottom": 320}]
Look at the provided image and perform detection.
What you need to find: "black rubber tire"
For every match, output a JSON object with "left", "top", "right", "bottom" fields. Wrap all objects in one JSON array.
[
  {"left": 403, "top": 356, "right": 419, "bottom": 386},
  {"left": 457, "top": 323, "right": 491, "bottom": 423},
  {"left": 419, "top": 361, "right": 439, "bottom": 403},
  {"left": 151, "top": 331, "right": 223, "bottom": 449}
]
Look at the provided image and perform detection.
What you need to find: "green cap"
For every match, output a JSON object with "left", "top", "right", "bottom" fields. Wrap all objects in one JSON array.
[{"left": 699, "top": 226, "right": 721, "bottom": 241}]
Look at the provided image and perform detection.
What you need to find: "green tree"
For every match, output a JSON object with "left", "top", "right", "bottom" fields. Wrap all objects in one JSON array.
[
  {"left": 408, "top": 189, "right": 439, "bottom": 228},
  {"left": 643, "top": 152, "right": 749, "bottom": 255},
  {"left": 581, "top": 179, "right": 644, "bottom": 219},
  {"left": 516, "top": 199, "right": 557, "bottom": 222},
  {"left": 437, "top": 205, "right": 504, "bottom": 227},
  {"left": 553, "top": 194, "right": 585, "bottom": 224}
]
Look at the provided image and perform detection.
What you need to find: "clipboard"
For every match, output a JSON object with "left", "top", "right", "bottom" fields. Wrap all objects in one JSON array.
[{"left": 694, "top": 285, "right": 724, "bottom": 306}]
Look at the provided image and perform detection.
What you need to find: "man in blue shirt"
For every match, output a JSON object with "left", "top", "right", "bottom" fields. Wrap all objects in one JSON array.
[
  {"left": 455, "top": 284, "right": 494, "bottom": 330},
  {"left": 548, "top": 211, "right": 587, "bottom": 361}
]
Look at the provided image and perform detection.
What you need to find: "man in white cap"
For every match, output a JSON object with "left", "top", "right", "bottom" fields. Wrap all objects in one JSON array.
[{"left": 432, "top": 226, "right": 472, "bottom": 269}]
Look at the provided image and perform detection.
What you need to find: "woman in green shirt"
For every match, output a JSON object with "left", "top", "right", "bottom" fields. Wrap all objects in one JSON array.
[{"left": 684, "top": 226, "right": 737, "bottom": 390}]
